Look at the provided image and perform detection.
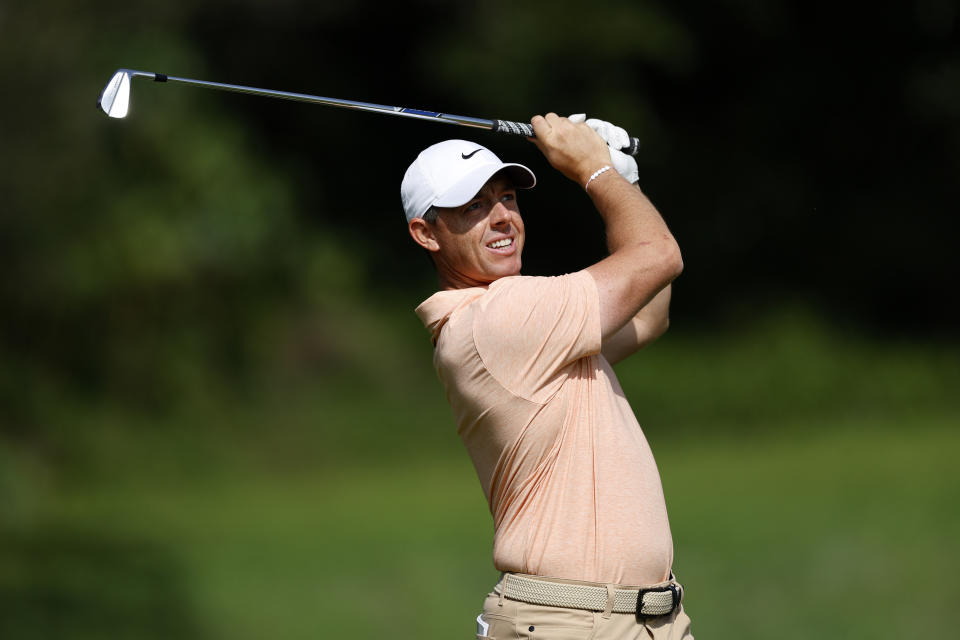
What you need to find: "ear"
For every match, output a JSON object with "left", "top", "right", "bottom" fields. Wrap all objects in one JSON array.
[{"left": 408, "top": 218, "right": 440, "bottom": 252}]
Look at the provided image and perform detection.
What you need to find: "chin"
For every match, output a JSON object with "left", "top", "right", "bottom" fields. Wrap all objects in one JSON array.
[
  {"left": 473, "top": 251, "right": 523, "bottom": 283},
  {"left": 489, "top": 261, "right": 522, "bottom": 281}
]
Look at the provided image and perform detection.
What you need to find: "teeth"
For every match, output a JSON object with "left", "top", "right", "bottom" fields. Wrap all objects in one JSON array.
[{"left": 488, "top": 238, "right": 512, "bottom": 249}]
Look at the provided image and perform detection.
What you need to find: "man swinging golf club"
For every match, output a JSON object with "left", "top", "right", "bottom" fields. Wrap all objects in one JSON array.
[{"left": 404, "top": 113, "right": 692, "bottom": 639}]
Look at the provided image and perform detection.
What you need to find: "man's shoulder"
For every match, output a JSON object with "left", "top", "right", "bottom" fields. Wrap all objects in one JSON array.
[
  {"left": 416, "top": 272, "right": 596, "bottom": 341},
  {"left": 415, "top": 286, "right": 486, "bottom": 339},
  {"left": 485, "top": 271, "right": 595, "bottom": 301},
  {"left": 476, "top": 271, "right": 597, "bottom": 328},
  {"left": 415, "top": 275, "right": 553, "bottom": 322}
]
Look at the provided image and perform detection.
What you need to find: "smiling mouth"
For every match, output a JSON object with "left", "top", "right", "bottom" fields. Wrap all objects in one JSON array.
[{"left": 486, "top": 238, "right": 513, "bottom": 249}]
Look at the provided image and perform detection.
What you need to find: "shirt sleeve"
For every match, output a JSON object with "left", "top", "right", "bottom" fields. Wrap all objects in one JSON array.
[{"left": 472, "top": 271, "right": 602, "bottom": 403}]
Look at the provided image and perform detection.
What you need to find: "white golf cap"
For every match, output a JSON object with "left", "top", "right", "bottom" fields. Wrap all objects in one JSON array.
[{"left": 401, "top": 139, "right": 536, "bottom": 222}]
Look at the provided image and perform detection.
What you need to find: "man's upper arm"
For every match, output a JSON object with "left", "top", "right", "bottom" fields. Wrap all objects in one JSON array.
[
  {"left": 599, "top": 285, "right": 672, "bottom": 365},
  {"left": 585, "top": 242, "right": 682, "bottom": 341}
]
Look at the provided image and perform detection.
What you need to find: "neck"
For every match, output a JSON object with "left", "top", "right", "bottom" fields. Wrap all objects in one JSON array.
[{"left": 437, "top": 269, "right": 493, "bottom": 291}]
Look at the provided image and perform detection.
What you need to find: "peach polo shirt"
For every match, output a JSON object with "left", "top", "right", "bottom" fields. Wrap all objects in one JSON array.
[{"left": 415, "top": 270, "right": 673, "bottom": 585}]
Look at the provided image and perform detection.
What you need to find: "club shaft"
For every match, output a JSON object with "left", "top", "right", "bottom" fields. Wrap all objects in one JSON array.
[
  {"left": 157, "top": 73, "right": 495, "bottom": 130},
  {"left": 111, "top": 69, "right": 641, "bottom": 154}
]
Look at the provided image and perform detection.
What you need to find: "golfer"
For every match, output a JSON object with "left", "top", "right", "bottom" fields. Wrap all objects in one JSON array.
[{"left": 403, "top": 113, "right": 692, "bottom": 639}]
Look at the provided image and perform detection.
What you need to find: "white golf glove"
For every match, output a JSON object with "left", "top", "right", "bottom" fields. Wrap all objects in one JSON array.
[{"left": 569, "top": 113, "right": 639, "bottom": 184}]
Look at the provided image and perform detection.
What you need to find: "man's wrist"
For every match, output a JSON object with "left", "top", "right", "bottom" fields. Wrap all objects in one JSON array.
[{"left": 584, "top": 165, "right": 613, "bottom": 191}]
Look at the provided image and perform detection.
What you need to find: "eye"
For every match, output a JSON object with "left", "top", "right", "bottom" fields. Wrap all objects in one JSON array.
[
  {"left": 501, "top": 193, "right": 516, "bottom": 202},
  {"left": 465, "top": 201, "right": 482, "bottom": 212}
]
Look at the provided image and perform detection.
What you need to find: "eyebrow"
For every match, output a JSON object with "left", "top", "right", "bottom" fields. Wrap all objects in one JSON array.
[{"left": 461, "top": 180, "right": 517, "bottom": 211}]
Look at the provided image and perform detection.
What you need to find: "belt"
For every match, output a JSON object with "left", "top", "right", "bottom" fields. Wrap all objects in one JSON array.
[{"left": 494, "top": 573, "right": 683, "bottom": 622}]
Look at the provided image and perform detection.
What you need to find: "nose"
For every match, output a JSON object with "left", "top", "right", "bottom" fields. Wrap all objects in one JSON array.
[{"left": 489, "top": 201, "right": 512, "bottom": 228}]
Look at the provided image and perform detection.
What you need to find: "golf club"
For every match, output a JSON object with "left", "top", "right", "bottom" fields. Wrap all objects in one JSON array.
[{"left": 97, "top": 68, "right": 642, "bottom": 156}]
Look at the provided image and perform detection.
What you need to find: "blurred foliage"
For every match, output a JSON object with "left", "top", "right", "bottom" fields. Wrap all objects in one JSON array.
[
  {"left": 2, "top": 0, "right": 958, "bottom": 427},
  {"left": 1, "top": 1, "right": 381, "bottom": 431},
  {"left": 1, "top": 1, "right": 958, "bottom": 638}
]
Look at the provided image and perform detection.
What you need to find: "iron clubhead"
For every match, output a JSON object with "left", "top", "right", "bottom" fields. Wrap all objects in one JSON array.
[{"left": 98, "top": 70, "right": 131, "bottom": 118}]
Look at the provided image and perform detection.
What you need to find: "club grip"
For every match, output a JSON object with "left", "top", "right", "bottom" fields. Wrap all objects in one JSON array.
[
  {"left": 493, "top": 119, "right": 535, "bottom": 137},
  {"left": 493, "top": 119, "right": 641, "bottom": 156}
]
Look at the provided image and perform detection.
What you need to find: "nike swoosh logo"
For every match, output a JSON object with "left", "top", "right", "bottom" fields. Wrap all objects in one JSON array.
[{"left": 461, "top": 149, "right": 482, "bottom": 159}]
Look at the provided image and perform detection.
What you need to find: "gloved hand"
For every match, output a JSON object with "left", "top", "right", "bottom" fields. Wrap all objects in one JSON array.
[{"left": 568, "top": 113, "right": 639, "bottom": 184}]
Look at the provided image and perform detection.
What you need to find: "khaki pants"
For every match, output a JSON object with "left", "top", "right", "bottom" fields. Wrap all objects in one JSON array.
[{"left": 477, "top": 576, "right": 694, "bottom": 640}]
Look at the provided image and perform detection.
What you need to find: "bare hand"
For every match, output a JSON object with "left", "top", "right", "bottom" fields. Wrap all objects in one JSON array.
[{"left": 529, "top": 113, "right": 612, "bottom": 185}]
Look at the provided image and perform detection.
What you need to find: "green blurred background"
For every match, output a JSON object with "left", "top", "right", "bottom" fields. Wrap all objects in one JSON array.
[{"left": 1, "top": 1, "right": 958, "bottom": 638}]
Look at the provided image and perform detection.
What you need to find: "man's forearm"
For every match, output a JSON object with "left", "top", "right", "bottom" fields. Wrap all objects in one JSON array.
[{"left": 586, "top": 171, "right": 675, "bottom": 256}]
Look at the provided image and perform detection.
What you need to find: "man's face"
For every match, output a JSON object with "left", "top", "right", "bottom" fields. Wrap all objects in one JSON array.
[{"left": 428, "top": 175, "right": 524, "bottom": 288}]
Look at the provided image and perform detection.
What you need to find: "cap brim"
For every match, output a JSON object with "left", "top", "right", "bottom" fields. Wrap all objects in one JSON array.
[{"left": 433, "top": 163, "right": 536, "bottom": 208}]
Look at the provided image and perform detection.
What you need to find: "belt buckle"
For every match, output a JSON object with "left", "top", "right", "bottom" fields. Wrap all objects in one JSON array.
[{"left": 635, "top": 583, "right": 680, "bottom": 623}]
